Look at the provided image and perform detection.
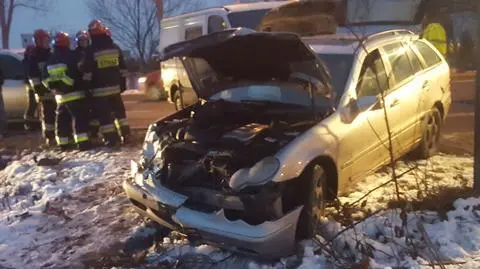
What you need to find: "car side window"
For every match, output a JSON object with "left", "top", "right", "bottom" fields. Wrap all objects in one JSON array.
[
  {"left": 0, "top": 54, "right": 23, "bottom": 80},
  {"left": 185, "top": 26, "right": 203, "bottom": 41},
  {"left": 406, "top": 45, "right": 423, "bottom": 73},
  {"left": 208, "top": 15, "right": 227, "bottom": 34},
  {"left": 383, "top": 42, "right": 414, "bottom": 86},
  {"left": 357, "top": 50, "right": 388, "bottom": 98},
  {"left": 414, "top": 40, "right": 442, "bottom": 68}
]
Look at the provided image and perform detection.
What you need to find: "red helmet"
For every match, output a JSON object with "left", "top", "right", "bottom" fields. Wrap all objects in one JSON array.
[
  {"left": 33, "top": 29, "right": 50, "bottom": 47},
  {"left": 76, "top": 30, "right": 90, "bottom": 43},
  {"left": 88, "top": 19, "right": 108, "bottom": 36},
  {"left": 54, "top": 32, "right": 70, "bottom": 48}
]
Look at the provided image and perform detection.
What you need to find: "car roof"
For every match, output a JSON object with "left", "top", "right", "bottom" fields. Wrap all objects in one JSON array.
[
  {"left": 303, "top": 29, "right": 419, "bottom": 55},
  {"left": 303, "top": 34, "right": 360, "bottom": 55}
]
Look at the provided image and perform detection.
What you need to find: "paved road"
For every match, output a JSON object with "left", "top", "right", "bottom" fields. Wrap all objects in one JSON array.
[{"left": 124, "top": 77, "right": 476, "bottom": 133}]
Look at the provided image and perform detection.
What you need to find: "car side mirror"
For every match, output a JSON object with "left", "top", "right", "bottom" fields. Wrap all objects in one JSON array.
[{"left": 343, "top": 95, "right": 379, "bottom": 123}]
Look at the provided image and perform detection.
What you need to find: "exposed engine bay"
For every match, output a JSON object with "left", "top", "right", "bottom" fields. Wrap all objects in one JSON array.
[{"left": 142, "top": 99, "right": 331, "bottom": 196}]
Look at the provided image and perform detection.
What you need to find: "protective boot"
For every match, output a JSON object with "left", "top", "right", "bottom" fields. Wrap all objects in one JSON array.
[
  {"left": 103, "top": 132, "right": 120, "bottom": 149},
  {"left": 78, "top": 141, "right": 93, "bottom": 151},
  {"left": 120, "top": 125, "right": 131, "bottom": 144}
]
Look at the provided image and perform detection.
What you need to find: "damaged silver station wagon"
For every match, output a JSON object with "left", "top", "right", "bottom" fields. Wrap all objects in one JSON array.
[{"left": 123, "top": 28, "right": 451, "bottom": 259}]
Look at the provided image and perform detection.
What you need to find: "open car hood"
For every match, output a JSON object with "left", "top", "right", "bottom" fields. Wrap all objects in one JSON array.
[{"left": 159, "top": 28, "right": 333, "bottom": 100}]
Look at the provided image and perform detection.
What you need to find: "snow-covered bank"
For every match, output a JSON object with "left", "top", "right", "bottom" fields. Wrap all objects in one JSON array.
[
  {"left": 0, "top": 149, "right": 477, "bottom": 269},
  {"left": 0, "top": 148, "right": 142, "bottom": 269},
  {"left": 132, "top": 154, "right": 478, "bottom": 269}
]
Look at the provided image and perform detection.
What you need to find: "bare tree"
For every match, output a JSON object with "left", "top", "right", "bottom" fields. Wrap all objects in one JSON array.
[
  {"left": 88, "top": 0, "right": 202, "bottom": 68},
  {"left": 0, "top": 0, "right": 53, "bottom": 48}
]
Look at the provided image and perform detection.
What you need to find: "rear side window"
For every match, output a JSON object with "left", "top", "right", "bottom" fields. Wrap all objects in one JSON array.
[
  {"left": 185, "top": 26, "right": 203, "bottom": 40},
  {"left": 406, "top": 45, "right": 423, "bottom": 73},
  {"left": 383, "top": 42, "right": 414, "bottom": 85},
  {"left": 414, "top": 40, "right": 442, "bottom": 68},
  {"left": 208, "top": 15, "right": 227, "bottom": 33}
]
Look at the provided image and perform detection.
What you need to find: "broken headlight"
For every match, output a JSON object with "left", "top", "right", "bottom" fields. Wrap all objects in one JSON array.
[{"left": 228, "top": 156, "right": 280, "bottom": 191}]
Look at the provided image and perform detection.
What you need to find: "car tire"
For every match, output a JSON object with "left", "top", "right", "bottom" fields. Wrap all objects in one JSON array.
[
  {"left": 173, "top": 90, "right": 184, "bottom": 111},
  {"left": 296, "top": 163, "right": 328, "bottom": 239},
  {"left": 145, "top": 85, "right": 165, "bottom": 101},
  {"left": 412, "top": 107, "right": 442, "bottom": 159}
]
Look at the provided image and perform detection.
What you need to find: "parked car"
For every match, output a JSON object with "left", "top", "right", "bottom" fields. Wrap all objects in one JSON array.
[
  {"left": 157, "top": 1, "right": 293, "bottom": 109},
  {"left": 0, "top": 50, "right": 30, "bottom": 122},
  {"left": 123, "top": 28, "right": 451, "bottom": 259}
]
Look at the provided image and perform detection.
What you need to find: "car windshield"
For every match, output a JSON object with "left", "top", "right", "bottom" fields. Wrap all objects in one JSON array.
[
  {"left": 227, "top": 9, "right": 271, "bottom": 29},
  {"left": 317, "top": 53, "right": 354, "bottom": 98},
  {"left": 209, "top": 82, "right": 329, "bottom": 108}
]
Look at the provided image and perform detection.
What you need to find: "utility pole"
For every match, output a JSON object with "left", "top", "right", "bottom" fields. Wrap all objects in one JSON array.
[{"left": 474, "top": 2, "right": 480, "bottom": 193}]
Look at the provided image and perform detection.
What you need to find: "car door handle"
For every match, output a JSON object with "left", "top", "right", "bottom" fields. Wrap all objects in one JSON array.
[{"left": 390, "top": 99, "right": 400, "bottom": 107}]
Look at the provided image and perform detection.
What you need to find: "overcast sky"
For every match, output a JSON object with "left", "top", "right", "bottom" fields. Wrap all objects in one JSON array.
[{"left": 10, "top": 0, "right": 232, "bottom": 49}]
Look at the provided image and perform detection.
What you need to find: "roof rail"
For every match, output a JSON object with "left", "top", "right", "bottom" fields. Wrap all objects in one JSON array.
[{"left": 361, "top": 29, "right": 416, "bottom": 44}]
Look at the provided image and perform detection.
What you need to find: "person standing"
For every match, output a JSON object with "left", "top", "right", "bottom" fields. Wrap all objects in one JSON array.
[
  {"left": 44, "top": 32, "right": 91, "bottom": 151},
  {"left": 75, "top": 30, "right": 100, "bottom": 139},
  {"left": 28, "top": 29, "right": 55, "bottom": 146},
  {"left": 83, "top": 20, "right": 121, "bottom": 148},
  {"left": 23, "top": 44, "right": 38, "bottom": 131},
  {"left": 104, "top": 27, "right": 131, "bottom": 144},
  {"left": 422, "top": 12, "right": 447, "bottom": 57}
]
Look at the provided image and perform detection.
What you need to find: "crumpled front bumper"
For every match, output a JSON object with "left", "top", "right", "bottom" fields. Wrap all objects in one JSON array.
[{"left": 123, "top": 172, "right": 302, "bottom": 259}]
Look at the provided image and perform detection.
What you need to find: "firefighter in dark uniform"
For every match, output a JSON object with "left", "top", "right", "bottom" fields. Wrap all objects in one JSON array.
[
  {"left": 28, "top": 29, "right": 55, "bottom": 145},
  {"left": 43, "top": 32, "right": 91, "bottom": 151},
  {"left": 74, "top": 30, "right": 100, "bottom": 139},
  {"left": 23, "top": 44, "right": 38, "bottom": 131},
  {"left": 105, "top": 27, "right": 130, "bottom": 143},
  {"left": 82, "top": 20, "right": 122, "bottom": 147}
]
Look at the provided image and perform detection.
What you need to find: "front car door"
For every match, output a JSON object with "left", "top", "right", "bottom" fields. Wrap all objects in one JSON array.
[{"left": 340, "top": 49, "right": 391, "bottom": 181}]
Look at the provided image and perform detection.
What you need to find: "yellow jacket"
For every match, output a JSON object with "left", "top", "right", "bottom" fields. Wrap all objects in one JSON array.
[{"left": 423, "top": 23, "right": 447, "bottom": 55}]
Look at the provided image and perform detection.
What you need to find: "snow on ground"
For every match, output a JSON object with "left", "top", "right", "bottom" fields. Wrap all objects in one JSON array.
[
  {"left": 0, "top": 148, "right": 144, "bottom": 269},
  {"left": 0, "top": 149, "right": 477, "bottom": 269},
  {"left": 127, "top": 153, "right": 479, "bottom": 269}
]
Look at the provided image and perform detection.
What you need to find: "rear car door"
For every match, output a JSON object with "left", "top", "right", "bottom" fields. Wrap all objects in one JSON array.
[
  {"left": 380, "top": 41, "right": 422, "bottom": 157},
  {"left": 0, "top": 54, "right": 27, "bottom": 120},
  {"left": 410, "top": 40, "right": 449, "bottom": 116}
]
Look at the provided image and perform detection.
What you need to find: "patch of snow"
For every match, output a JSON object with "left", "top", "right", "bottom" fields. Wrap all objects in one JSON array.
[
  {"left": 0, "top": 148, "right": 142, "bottom": 269},
  {"left": 1, "top": 148, "right": 477, "bottom": 269}
]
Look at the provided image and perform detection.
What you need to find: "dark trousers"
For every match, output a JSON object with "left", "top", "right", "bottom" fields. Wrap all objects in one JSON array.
[
  {"left": 92, "top": 96, "right": 120, "bottom": 146},
  {"left": 40, "top": 99, "right": 56, "bottom": 141},
  {"left": 24, "top": 86, "right": 38, "bottom": 127},
  {"left": 108, "top": 94, "right": 130, "bottom": 138},
  {"left": 87, "top": 97, "right": 100, "bottom": 138},
  {"left": 56, "top": 99, "right": 89, "bottom": 146}
]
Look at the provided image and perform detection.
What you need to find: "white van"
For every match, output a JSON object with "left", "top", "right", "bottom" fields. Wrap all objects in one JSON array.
[{"left": 154, "top": 1, "right": 293, "bottom": 107}]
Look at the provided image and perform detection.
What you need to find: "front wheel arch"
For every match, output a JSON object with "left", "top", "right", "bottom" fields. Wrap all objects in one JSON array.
[{"left": 290, "top": 156, "right": 338, "bottom": 239}]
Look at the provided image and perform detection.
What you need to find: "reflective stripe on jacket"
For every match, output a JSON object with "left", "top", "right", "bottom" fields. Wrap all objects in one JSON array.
[{"left": 45, "top": 47, "right": 87, "bottom": 103}]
